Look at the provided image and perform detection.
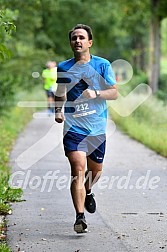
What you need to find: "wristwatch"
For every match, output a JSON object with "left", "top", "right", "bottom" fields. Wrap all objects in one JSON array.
[{"left": 95, "top": 90, "right": 101, "bottom": 97}]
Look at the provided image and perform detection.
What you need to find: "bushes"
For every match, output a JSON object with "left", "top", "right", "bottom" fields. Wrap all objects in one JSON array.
[{"left": 0, "top": 71, "right": 16, "bottom": 112}]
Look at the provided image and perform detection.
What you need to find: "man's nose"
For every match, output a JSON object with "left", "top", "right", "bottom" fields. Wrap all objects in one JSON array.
[{"left": 76, "top": 37, "right": 80, "bottom": 42}]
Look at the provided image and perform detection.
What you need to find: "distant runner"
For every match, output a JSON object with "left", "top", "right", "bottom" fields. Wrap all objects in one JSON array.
[{"left": 42, "top": 61, "right": 57, "bottom": 115}]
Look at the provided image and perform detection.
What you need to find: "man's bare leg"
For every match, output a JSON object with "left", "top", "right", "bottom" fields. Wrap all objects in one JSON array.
[
  {"left": 84, "top": 157, "right": 103, "bottom": 213},
  {"left": 67, "top": 151, "right": 86, "bottom": 214},
  {"left": 67, "top": 151, "right": 88, "bottom": 233},
  {"left": 85, "top": 157, "right": 103, "bottom": 193}
]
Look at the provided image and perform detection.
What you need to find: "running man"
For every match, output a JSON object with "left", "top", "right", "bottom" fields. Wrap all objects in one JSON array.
[
  {"left": 54, "top": 24, "right": 118, "bottom": 233},
  {"left": 42, "top": 61, "right": 57, "bottom": 115}
]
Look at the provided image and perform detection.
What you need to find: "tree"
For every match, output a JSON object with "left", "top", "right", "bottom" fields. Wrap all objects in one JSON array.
[
  {"left": 0, "top": 7, "right": 18, "bottom": 111},
  {"left": 112, "top": 0, "right": 150, "bottom": 72},
  {"left": 0, "top": 9, "right": 16, "bottom": 61},
  {"left": 149, "top": 0, "right": 167, "bottom": 93}
]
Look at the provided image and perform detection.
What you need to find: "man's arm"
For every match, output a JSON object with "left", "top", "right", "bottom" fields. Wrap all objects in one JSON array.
[
  {"left": 96, "top": 84, "right": 118, "bottom": 100},
  {"left": 82, "top": 84, "right": 118, "bottom": 100},
  {"left": 54, "top": 84, "right": 66, "bottom": 123}
]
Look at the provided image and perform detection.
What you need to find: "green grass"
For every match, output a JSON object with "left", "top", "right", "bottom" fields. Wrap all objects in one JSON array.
[
  {"left": 109, "top": 96, "right": 167, "bottom": 157},
  {"left": 0, "top": 86, "right": 46, "bottom": 210},
  {"left": 0, "top": 85, "right": 46, "bottom": 251},
  {"left": 0, "top": 220, "right": 9, "bottom": 252},
  {"left": 109, "top": 61, "right": 167, "bottom": 157},
  {"left": 0, "top": 244, "right": 11, "bottom": 252}
]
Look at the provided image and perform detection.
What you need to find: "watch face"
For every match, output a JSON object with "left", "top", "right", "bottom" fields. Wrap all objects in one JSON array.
[{"left": 97, "top": 90, "right": 100, "bottom": 96}]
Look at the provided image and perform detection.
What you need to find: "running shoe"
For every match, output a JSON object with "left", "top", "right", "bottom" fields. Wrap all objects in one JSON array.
[
  {"left": 84, "top": 193, "right": 96, "bottom": 213},
  {"left": 74, "top": 214, "right": 88, "bottom": 233}
]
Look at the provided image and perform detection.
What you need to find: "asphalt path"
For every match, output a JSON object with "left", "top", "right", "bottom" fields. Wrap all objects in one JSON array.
[{"left": 7, "top": 112, "right": 167, "bottom": 252}]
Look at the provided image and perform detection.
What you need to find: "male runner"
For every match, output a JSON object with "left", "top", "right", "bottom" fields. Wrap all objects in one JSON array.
[{"left": 54, "top": 24, "right": 118, "bottom": 233}]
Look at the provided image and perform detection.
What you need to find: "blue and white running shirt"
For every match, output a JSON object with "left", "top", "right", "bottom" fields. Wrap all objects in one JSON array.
[{"left": 57, "top": 55, "right": 116, "bottom": 136}]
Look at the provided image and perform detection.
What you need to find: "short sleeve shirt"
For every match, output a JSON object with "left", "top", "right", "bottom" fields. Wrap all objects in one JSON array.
[
  {"left": 57, "top": 55, "right": 116, "bottom": 136},
  {"left": 42, "top": 67, "right": 57, "bottom": 90}
]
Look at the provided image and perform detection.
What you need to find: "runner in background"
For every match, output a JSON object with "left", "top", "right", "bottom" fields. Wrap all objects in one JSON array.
[{"left": 42, "top": 61, "right": 57, "bottom": 115}]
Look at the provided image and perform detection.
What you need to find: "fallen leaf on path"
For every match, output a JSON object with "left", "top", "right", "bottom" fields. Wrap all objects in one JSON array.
[{"left": 0, "top": 234, "right": 6, "bottom": 240}]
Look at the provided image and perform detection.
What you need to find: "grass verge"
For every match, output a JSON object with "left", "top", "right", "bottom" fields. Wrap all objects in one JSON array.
[
  {"left": 0, "top": 86, "right": 46, "bottom": 251},
  {"left": 108, "top": 95, "right": 167, "bottom": 157}
]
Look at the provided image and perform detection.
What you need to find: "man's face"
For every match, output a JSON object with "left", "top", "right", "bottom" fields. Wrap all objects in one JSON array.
[{"left": 70, "top": 28, "right": 92, "bottom": 54}]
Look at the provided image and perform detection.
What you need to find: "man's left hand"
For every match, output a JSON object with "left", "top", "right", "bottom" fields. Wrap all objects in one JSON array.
[{"left": 82, "top": 89, "right": 96, "bottom": 99}]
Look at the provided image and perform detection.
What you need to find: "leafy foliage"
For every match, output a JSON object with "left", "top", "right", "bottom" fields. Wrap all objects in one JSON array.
[
  {"left": 0, "top": 9, "right": 17, "bottom": 61},
  {"left": 0, "top": 0, "right": 167, "bottom": 114},
  {"left": 0, "top": 44, "right": 12, "bottom": 61}
]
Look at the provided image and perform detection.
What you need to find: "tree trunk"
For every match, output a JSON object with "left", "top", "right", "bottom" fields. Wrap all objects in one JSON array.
[
  {"left": 148, "top": 0, "right": 161, "bottom": 94},
  {"left": 139, "top": 41, "right": 146, "bottom": 72},
  {"left": 136, "top": 41, "right": 146, "bottom": 72},
  {"left": 132, "top": 38, "right": 146, "bottom": 73}
]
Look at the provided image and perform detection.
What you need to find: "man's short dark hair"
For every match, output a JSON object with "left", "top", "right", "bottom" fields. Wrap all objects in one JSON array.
[{"left": 69, "top": 24, "right": 93, "bottom": 41}]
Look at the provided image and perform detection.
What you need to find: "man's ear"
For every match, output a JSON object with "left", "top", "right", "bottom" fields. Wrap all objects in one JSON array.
[{"left": 88, "top": 40, "right": 93, "bottom": 48}]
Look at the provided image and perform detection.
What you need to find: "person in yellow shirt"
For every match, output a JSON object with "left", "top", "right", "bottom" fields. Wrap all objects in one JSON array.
[{"left": 42, "top": 61, "right": 57, "bottom": 115}]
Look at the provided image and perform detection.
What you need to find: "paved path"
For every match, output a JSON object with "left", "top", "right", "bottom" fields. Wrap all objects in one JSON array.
[{"left": 7, "top": 113, "right": 167, "bottom": 252}]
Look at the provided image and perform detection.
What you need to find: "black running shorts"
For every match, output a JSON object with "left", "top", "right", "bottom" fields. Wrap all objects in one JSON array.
[{"left": 63, "top": 131, "right": 106, "bottom": 163}]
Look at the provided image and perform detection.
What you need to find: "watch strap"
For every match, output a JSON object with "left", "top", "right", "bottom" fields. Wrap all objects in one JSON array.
[{"left": 95, "top": 89, "right": 100, "bottom": 97}]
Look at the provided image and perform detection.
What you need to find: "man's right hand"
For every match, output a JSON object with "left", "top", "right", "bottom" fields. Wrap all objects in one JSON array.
[{"left": 55, "top": 110, "right": 65, "bottom": 123}]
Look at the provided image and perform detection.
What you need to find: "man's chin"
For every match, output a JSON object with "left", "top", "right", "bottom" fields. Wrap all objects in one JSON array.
[{"left": 74, "top": 48, "right": 82, "bottom": 52}]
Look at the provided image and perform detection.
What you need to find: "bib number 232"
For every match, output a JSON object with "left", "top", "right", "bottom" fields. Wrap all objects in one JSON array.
[
  {"left": 76, "top": 103, "right": 89, "bottom": 112},
  {"left": 73, "top": 102, "right": 96, "bottom": 118}
]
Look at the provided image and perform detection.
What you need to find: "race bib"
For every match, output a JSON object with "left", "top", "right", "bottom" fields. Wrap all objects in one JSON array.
[{"left": 72, "top": 98, "right": 96, "bottom": 118}]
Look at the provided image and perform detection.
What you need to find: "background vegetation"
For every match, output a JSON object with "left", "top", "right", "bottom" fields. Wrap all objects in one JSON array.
[
  {"left": 0, "top": 0, "right": 167, "bottom": 249},
  {"left": 0, "top": 0, "right": 167, "bottom": 102}
]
